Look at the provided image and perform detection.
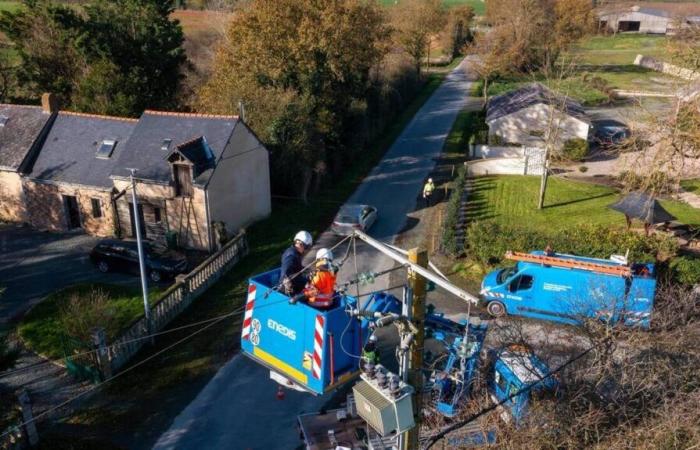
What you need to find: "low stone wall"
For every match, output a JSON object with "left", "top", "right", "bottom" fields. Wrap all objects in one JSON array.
[
  {"left": 467, "top": 147, "right": 545, "bottom": 177},
  {"left": 634, "top": 54, "right": 699, "bottom": 81},
  {"left": 469, "top": 144, "right": 523, "bottom": 159}
]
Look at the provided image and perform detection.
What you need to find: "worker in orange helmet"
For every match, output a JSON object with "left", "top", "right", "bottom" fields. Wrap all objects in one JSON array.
[{"left": 304, "top": 248, "right": 338, "bottom": 309}]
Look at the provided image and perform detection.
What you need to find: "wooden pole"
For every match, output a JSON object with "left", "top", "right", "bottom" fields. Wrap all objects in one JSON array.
[{"left": 403, "top": 248, "right": 428, "bottom": 450}]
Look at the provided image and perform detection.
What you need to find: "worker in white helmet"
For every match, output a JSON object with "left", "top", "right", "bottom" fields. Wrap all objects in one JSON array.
[
  {"left": 304, "top": 248, "right": 338, "bottom": 309},
  {"left": 280, "top": 230, "right": 313, "bottom": 295},
  {"left": 423, "top": 177, "right": 435, "bottom": 207}
]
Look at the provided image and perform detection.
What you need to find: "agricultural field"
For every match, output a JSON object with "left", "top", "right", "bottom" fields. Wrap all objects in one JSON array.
[
  {"left": 380, "top": 0, "right": 486, "bottom": 15},
  {"left": 467, "top": 175, "right": 700, "bottom": 229}
]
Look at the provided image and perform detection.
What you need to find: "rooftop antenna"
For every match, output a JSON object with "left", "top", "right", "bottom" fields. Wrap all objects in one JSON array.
[{"left": 238, "top": 100, "right": 246, "bottom": 122}]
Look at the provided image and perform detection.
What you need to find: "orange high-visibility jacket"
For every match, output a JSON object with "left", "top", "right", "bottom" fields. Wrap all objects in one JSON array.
[{"left": 306, "top": 269, "right": 336, "bottom": 308}]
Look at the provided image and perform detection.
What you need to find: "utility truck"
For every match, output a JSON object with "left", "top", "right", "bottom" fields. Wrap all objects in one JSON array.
[{"left": 480, "top": 250, "right": 657, "bottom": 328}]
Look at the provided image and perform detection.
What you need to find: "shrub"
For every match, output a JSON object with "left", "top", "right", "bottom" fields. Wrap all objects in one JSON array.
[
  {"left": 489, "top": 133, "right": 505, "bottom": 146},
  {"left": 442, "top": 166, "right": 468, "bottom": 255},
  {"left": 474, "top": 129, "right": 489, "bottom": 145},
  {"left": 561, "top": 138, "right": 588, "bottom": 161},
  {"left": 669, "top": 256, "right": 700, "bottom": 286},
  {"left": 618, "top": 170, "right": 674, "bottom": 194},
  {"left": 59, "top": 288, "right": 119, "bottom": 345},
  {"left": 465, "top": 221, "right": 678, "bottom": 268},
  {"left": 578, "top": 165, "right": 588, "bottom": 173}
]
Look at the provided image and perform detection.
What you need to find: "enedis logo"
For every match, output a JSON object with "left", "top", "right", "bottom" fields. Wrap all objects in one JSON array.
[{"left": 267, "top": 318, "right": 297, "bottom": 341}]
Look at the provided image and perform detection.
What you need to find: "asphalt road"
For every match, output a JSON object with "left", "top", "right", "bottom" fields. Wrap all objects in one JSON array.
[
  {"left": 0, "top": 224, "right": 136, "bottom": 326},
  {"left": 152, "top": 60, "right": 474, "bottom": 450}
]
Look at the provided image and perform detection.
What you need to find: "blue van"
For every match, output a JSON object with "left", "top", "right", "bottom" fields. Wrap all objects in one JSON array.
[{"left": 480, "top": 250, "right": 656, "bottom": 328}]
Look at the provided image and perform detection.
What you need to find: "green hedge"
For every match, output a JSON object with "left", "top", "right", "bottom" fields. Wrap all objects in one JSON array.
[
  {"left": 669, "top": 256, "right": 700, "bottom": 286},
  {"left": 465, "top": 221, "right": 678, "bottom": 267},
  {"left": 561, "top": 138, "right": 588, "bottom": 161},
  {"left": 442, "top": 166, "right": 468, "bottom": 255}
]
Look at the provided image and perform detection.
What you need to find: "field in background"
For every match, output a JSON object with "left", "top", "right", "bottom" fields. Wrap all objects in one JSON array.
[{"left": 380, "top": 0, "right": 486, "bottom": 14}]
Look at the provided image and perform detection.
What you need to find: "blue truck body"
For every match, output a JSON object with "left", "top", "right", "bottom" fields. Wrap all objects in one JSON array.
[
  {"left": 240, "top": 269, "right": 401, "bottom": 395},
  {"left": 480, "top": 251, "right": 657, "bottom": 327}
]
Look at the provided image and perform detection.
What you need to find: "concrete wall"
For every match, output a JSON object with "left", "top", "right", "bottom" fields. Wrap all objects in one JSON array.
[
  {"left": 466, "top": 155, "right": 544, "bottom": 177},
  {"left": 634, "top": 54, "right": 700, "bottom": 81},
  {"left": 599, "top": 11, "right": 669, "bottom": 34},
  {"left": 470, "top": 145, "right": 524, "bottom": 159},
  {"left": 23, "top": 179, "right": 115, "bottom": 236},
  {"left": 207, "top": 123, "right": 271, "bottom": 240},
  {"left": 113, "top": 179, "right": 211, "bottom": 251},
  {"left": 487, "top": 104, "right": 589, "bottom": 148},
  {"left": 0, "top": 170, "right": 26, "bottom": 222}
]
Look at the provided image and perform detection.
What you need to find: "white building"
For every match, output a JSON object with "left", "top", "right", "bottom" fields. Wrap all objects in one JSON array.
[
  {"left": 598, "top": 5, "right": 671, "bottom": 34},
  {"left": 485, "top": 83, "right": 590, "bottom": 148}
]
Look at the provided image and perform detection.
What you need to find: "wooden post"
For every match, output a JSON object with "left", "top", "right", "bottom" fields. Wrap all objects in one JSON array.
[
  {"left": 17, "top": 390, "right": 38, "bottom": 446},
  {"left": 403, "top": 248, "right": 428, "bottom": 450},
  {"left": 91, "top": 327, "right": 112, "bottom": 380}
]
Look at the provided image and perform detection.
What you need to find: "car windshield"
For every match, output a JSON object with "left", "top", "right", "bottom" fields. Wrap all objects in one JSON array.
[
  {"left": 336, "top": 214, "right": 358, "bottom": 224},
  {"left": 497, "top": 266, "right": 518, "bottom": 284}
]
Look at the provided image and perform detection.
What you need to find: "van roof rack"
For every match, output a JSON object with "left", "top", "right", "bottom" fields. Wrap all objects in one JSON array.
[{"left": 505, "top": 251, "right": 632, "bottom": 277}]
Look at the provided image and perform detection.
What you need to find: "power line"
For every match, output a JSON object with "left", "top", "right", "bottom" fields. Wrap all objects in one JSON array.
[
  {"left": 0, "top": 313, "right": 231, "bottom": 441},
  {"left": 1, "top": 307, "right": 243, "bottom": 379}
]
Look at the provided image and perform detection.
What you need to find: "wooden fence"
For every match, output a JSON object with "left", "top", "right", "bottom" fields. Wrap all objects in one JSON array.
[{"left": 107, "top": 231, "right": 249, "bottom": 372}]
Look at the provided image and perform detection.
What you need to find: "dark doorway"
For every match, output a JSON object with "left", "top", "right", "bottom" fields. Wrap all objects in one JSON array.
[
  {"left": 618, "top": 21, "right": 641, "bottom": 32},
  {"left": 63, "top": 195, "right": 82, "bottom": 229},
  {"left": 129, "top": 203, "right": 147, "bottom": 238}
]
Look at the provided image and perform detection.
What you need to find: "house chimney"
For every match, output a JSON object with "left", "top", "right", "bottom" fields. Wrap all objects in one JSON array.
[{"left": 41, "top": 93, "right": 59, "bottom": 113}]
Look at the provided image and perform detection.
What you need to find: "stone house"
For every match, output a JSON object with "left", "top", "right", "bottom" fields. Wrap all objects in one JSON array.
[
  {"left": 0, "top": 102, "right": 271, "bottom": 252},
  {"left": 486, "top": 83, "right": 590, "bottom": 149},
  {"left": 0, "top": 96, "right": 57, "bottom": 222}
]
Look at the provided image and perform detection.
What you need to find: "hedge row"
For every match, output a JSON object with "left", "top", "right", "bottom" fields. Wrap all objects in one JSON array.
[
  {"left": 465, "top": 221, "right": 679, "bottom": 268},
  {"left": 442, "top": 166, "right": 468, "bottom": 255}
]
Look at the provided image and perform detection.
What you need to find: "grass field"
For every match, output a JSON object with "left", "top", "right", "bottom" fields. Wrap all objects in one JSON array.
[
  {"left": 0, "top": 1, "right": 20, "bottom": 13},
  {"left": 380, "top": 0, "right": 486, "bottom": 14},
  {"left": 18, "top": 284, "right": 162, "bottom": 360},
  {"left": 467, "top": 175, "right": 700, "bottom": 229},
  {"left": 681, "top": 178, "right": 700, "bottom": 194}
]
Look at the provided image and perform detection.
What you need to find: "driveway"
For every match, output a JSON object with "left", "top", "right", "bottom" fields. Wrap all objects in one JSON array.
[
  {"left": 153, "top": 59, "right": 474, "bottom": 450},
  {"left": 0, "top": 224, "right": 136, "bottom": 326}
]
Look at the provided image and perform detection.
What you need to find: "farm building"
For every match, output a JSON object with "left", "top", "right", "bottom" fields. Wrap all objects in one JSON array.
[
  {"left": 485, "top": 83, "right": 590, "bottom": 148},
  {"left": 598, "top": 6, "right": 672, "bottom": 34}
]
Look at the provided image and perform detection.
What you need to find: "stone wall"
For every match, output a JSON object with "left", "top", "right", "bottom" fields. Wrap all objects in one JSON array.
[
  {"left": 22, "top": 180, "right": 115, "bottom": 236},
  {"left": 635, "top": 54, "right": 700, "bottom": 81},
  {"left": 0, "top": 170, "right": 25, "bottom": 222}
]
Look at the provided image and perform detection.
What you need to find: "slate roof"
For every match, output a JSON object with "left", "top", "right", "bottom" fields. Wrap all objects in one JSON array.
[
  {"left": 110, "top": 111, "right": 239, "bottom": 186},
  {"left": 28, "top": 112, "right": 137, "bottom": 188},
  {"left": 0, "top": 105, "right": 53, "bottom": 171},
  {"left": 609, "top": 191, "right": 675, "bottom": 224},
  {"left": 486, "top": 83, "right": 589, "bottom": 124}
]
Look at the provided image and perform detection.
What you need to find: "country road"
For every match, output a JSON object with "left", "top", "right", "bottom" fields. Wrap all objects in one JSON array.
[{"left": 152, "top": 59, "right": 475, "bottom": 450}]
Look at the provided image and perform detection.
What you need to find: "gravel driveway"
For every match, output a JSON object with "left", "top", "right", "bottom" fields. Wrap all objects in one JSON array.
[{"left": 0, "top": 224, "right": 136, "bottom": 326}]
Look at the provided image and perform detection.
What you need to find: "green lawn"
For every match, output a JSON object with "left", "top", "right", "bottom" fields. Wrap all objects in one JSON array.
[
  {"left": 18, "top": 284, "right": 162, "bottom": 360},
  {"left": 380, "top": 0, "right": 485, "bottom": 14},
  {"left": 681, "top": 178, "right": 700, "bottom": 194},
  {"left": 0, "top": 1, "right": 20, "bottom": 13},
  {"left": 478, "top": 75, "right": 610, "bottom": 106},
  {"left": 468, "top": 175, "right": 700, "bottom": 229}
]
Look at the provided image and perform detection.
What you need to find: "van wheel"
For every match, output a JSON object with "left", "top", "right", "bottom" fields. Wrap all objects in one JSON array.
[
  {"left": 487, "top": 301, "right": 506, "bottom": 318},
  {"left": 97, "top": 261, "right": 110, "bottom": 273},
  {"left": 149, "top": 270, "right": 162, "bottom": 283}
]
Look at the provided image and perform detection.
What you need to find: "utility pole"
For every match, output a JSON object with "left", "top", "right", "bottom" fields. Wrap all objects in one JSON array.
[
  {"left": 403, "top": 247, "right": 428, "bottom": 450},
  {"left": 128, "top": 169, "right": 151, "bottom": 328}
]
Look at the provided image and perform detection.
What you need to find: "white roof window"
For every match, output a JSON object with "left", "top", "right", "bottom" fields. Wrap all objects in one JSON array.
[
  {"left": 96, "top": 140, "right": 117, "bottom": 159},
  {"left": 161, "top": 138, "right": 172, "bottom": 151}
]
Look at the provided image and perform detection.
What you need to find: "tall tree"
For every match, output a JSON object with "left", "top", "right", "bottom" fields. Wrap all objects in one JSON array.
[
  {"left": 392, "top": 0, "right": 446, "bottom": 76},
  {"left": 199, "top": 0, "right": 389, "bottom": 197},
  {"left": 0, "top": 0, "right": 186, "bottom": 116},
  {"left": 439, "top": 5, "right": 474, "bottom": 59}
]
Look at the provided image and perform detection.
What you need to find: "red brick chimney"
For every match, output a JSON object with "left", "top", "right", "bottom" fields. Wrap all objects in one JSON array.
[{"left": 41, "top": 93, "right": 59, "bottom": 113}]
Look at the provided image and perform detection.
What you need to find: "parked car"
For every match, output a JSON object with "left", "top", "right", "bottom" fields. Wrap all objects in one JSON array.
[
  {"left": 90, "top": 240, "right": 188, "bottom": 282},
  {"left": 331, "top": 204, "right": 378, "bottom": 235},
  {"left": 590, "top": 120, "right": 630, "bottom": 148}
]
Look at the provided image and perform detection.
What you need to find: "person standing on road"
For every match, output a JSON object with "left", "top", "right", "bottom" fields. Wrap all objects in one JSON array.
[
  {"left": 280, "top": 230, "right": 313, "bottom": 295},
  {"left": 423, "top": 178, "right": 435, "bottom": 207}
]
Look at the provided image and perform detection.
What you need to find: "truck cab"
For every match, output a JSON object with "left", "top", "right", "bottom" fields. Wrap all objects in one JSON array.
[
  {"left": 481, "top": 250, "right": 656, "bottom": 328},
  {"left": 488, "top": 345, "right": 558, "bottom": 426}
]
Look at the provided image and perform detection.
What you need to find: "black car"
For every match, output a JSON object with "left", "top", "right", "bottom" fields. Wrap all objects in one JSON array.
[
  {"left": 90, "top": 240, "right": 188, "bottom": 283},
  {"left": 591, "top": 120, "right": 631, "bottom": 148}
]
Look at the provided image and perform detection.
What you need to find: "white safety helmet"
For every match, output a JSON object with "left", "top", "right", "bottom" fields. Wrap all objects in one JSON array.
[
  {"left": 294, "top": 230, "right": 313, "bottom": 247},
  {"left": 316, "top": 248, "right": 333, "bottom": 261},
  {"left": 369, "top": 334, "right": 378, "bottom": 343},
  {"left": 428, "top": 178, "right": 433, "bottom": 183}
]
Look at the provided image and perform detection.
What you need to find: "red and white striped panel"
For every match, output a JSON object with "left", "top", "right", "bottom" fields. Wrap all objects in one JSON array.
[
  {"left": 311, "top": 315, "right": 325, "bottom": 379},
  {"left": 241, "top": 284, "right": 256, "bottom": 340}
]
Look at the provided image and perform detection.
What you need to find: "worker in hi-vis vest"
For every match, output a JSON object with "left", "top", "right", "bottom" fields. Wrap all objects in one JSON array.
[
  {"left": 423, "top": 177, "right": 435, "bottom": 207},
  {"left": 303, "top": 248, "right": 337, "bottom": 309}
]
